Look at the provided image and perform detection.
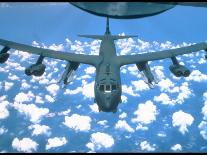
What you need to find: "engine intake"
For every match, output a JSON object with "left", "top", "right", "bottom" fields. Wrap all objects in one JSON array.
[
  {"left": 169, "top": 64, "right": 191, "bottom": 77},
  {"left": 0, "top": 46, "right": 10, "bottom": 64}
]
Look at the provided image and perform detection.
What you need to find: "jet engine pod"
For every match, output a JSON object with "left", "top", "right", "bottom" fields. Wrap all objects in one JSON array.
[
  {"left": 136, "top": 61, "right": 156, "bottom": 87},
  {"left": 61, "top": 61, "right": 80, "bottom": 85},
  {"left": 0, "top": 46, "right": 10, "bottom": 64},
  {"left": 25, "top": 64, "right": 46, "bottom": 77},
  {"left": 25, "top": 55, "right": 46, "bottom": 77},
  {"left": 169, "top": 64, "right": 191, "bottom": 77},
  {"left": 0, "top": 53, "right": 10, "bottom": 64},
  {"left": 25, "top": 67, "right": 33, "bottom": 76}
]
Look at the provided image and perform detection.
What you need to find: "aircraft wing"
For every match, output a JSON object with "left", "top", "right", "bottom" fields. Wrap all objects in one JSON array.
[
  {"left": 116, "top": 42, "right": 207, "bottom": 66},
  {"left": 0, "top": 38, "right": 101, "bottom": 67}
]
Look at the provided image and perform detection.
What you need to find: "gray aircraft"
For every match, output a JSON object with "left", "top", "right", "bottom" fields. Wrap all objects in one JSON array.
[{"left": 0, "top": 18, "right": 207, "bottom": 113}]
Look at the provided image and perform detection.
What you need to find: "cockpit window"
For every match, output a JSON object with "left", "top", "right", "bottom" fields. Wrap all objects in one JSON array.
[
  {"left": 99, "top": 84, "right": 117, "bottom": 93},
  {"left": 112, "top": 85, "right": 116, "bottom": 90},
  {"left": 106, "top": 85, "right": 111, "bottom": 91},
  {"left": 100, "top": 85, "right": 104, "bottom": 91}
]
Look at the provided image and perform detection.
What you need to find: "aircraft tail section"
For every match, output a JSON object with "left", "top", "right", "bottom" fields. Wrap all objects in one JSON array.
[{"left": 78, "top": 17, "right": 138, "bottom": 40}]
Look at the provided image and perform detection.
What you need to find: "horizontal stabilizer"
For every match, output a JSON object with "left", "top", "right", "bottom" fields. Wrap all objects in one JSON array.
[
  {"left": 78, "top": 34, "right": 138, "bottom": 40},
  {"left": 78, "top": 35, "right": 104, "bottom": 40},
  {"left": 111, "top": 35, "right": 138, "bottom": 40}
]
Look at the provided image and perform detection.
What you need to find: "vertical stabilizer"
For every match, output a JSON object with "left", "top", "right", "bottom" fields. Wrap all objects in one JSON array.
[{"left": 78, "top": 17, "right": 138, "bottom": 40}]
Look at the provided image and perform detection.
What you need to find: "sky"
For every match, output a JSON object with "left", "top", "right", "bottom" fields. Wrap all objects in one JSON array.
[
  {"left": 0, "top": 2, "right": 207, "bottom": 44},
  {"left": 0, "top": 2, "right": 207, "bottom": 153}
]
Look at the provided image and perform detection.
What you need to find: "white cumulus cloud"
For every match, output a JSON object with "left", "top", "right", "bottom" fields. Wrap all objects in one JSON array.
[
  {"left": 176, "top": 82, "right": 192, "bottom": 104},
  {"left": 0, "top": 127, "right": 8, "bottom": 135},
  {"left": 172, "top": 110, "right": 194, "bottom": 134},
  {"left": 0, "top": 100, "right": 10, "bottom": 120},
  {"left": 119, "top": 112, "right": 127, "bottom": 119},
  {"left": 202, "top": 92, "right": 207, "bottom": 120},
  {"left": 45, "top": 95, "right": 55, "bottom": 103},
  {"left": 97, "top": 120, "right": 108, "bottom": 126},
  {"left": 35, "top": 95, "right": 44, "bottom": 104},
  {"left": 46, "top": 84, "right": 60, "bottom": 96},
  {"left": 12, "top": 137, "right": 38, "bottom": 153},
  {"left": 121, "top": 95, "right": 128, "bottom": 103},
  {"left": 171, "top": 144, "right": 182, "bottom": 151},
  {"left": 63, "top": 114, "right": 91, "bottom": 132},
  {"left": 64, "top": 87, "right": 82, "bottom": 95},
  {"left": 186, "top": 70, "right": 207, "bottom": 82},
  {"left": 14, "top": 91, "right": 35, "bottom": 103},
  {"left": 115, "top": 120, "right": 134, "bottom": 133},
  {"left": 12, "top": 103, "right": 49, "bottom": 123},
  {"left": 46, "top": 137, "right": 67, "bottom": 150},
  {"left": 132, "top": 100, "right": 158, "bottom": 124},
  {"left": 89, "top": 103, "right": 99, "bottom": 113},
  {"left": 20, "top": 80, "right": 31, "bottom": 90},
  {"left": 86, "top": 132, "right": 114, "bottom": 151},
  {"left": 81, "top": 81, "right": 95, "bottom": 98},
  {"left": 135, "top": 123, "right": 149, "bottom": 131},
  {"left": 4, "top": 81, "right": 14, "bottom": 91},
  {"left": 140, "top": 141, "right": 156, "bottom": 152},
  {"left": 154, "top": 93, "right": 175, "bottom": 105},
  {"left": 122, "top": 85, "right": 139, "bottom": 97},
  {"left": 198, "top": 121, "right": 207, "bottom": 140},
  {"left": 84, "top": 66, "right": 96, "bottom": 74},
  {"left": 131, "top": 80, "right": 149, "bottom": 92},
  {"left": 157, "top": 78, "right": 175, "bottom": 92},
  {"left": 48, "top": 43, "right": 64, "bottom": 51},
  {"left": 28, "top": 124, "right": 51, "bottom": 136}
]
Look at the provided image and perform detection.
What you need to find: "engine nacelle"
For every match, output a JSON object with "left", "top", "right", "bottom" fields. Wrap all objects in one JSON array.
[
  {"left": 169, "top": 64, "right": 191, "bottom": 77},
  {"left": 136, "top": 62, "right": 157, "bottom": 87},
  {"left": 0, "top": 53, "right": 10, "bottom": 64},
  {"left": 59, "top": 61, "right": 80, "bottom": 85},
  {"left": 25, "top": 64, "right": 46, "bottom": 77},
  {"left": 0, "top": 46, "right": 10, "bottom": 64}
]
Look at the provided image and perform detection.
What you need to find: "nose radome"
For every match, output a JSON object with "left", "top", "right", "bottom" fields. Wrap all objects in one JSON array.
[
  {"left": 102, "top": 101, "right": 113, "bottom": 112},
  {"left": 105, "top": 101, "right": 111, "bottom": 109}
]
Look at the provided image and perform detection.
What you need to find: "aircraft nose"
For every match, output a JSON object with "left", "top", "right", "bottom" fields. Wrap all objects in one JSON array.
[
  {"left": 97, "top": 93, "right": 119, "bottom": 112},
  {"left": 104, "top": 101, "right": 111, "bottom": 110},
  {"left": 101, "top": 97, "right": 114, "bottom": 112}
]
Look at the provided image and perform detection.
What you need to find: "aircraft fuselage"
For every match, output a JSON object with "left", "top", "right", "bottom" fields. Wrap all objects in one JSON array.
[{"left": 94, "top": 35, "right": 122, "bottom": 112}]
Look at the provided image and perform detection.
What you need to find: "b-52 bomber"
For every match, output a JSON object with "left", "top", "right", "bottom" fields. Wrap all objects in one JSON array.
[{"left": 0, "top": 17, "right": 207, "bottom": 113}]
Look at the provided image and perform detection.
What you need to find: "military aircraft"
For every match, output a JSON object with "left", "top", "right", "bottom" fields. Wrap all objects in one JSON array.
[{"left": 0, "top": 17, "right": 207, "bottom": 113}]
